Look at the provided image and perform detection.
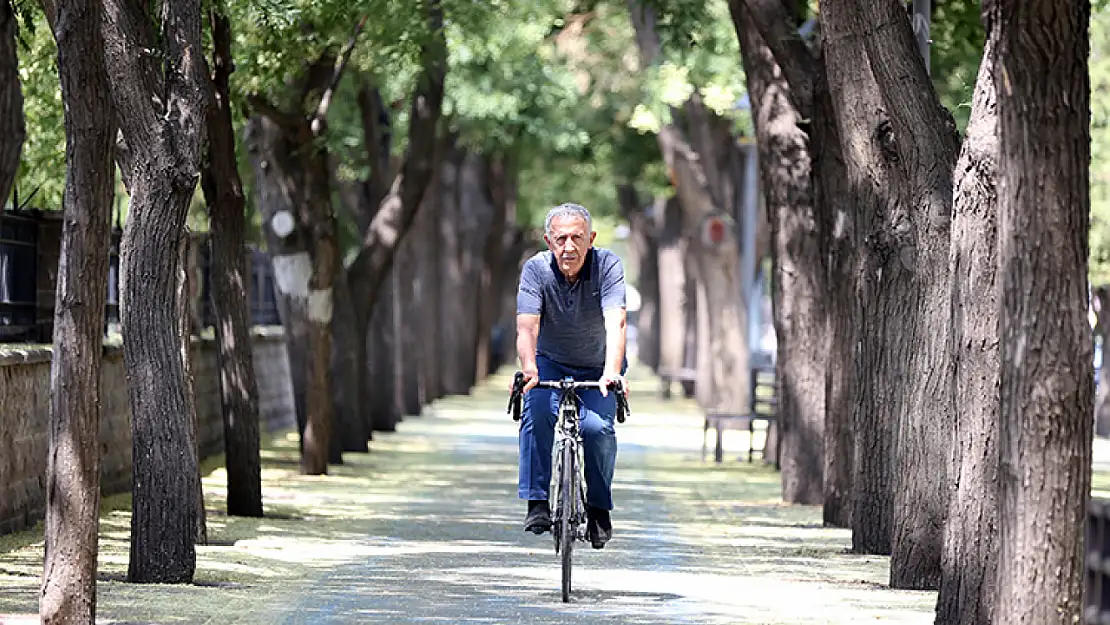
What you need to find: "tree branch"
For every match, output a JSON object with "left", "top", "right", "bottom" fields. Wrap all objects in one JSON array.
[
  {"left": 312, "top": 14, "right": 369, "bottom": 131},
  {"left": 347, "top": 0, "right": 447, "bottom": 316},
  {"left": 247, "top": 94, "right": 302, "bottom": 131},
  {"left": 850, "top": 0, "right": 959, "bottom": 175},
  {"left": 730, "top": 0, "right": 815, "bottom": 117}
]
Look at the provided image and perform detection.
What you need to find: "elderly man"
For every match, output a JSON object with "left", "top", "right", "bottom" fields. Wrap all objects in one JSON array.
[{"left": 515, "top": 202, "right": 628, "bottom": 549}]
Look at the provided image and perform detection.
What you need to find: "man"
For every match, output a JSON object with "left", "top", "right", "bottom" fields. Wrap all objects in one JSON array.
[{"left": 515, "top": 202, "right": 628, "bottom": 549}]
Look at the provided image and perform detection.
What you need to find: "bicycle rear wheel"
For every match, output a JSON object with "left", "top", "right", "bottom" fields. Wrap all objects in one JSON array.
[{"left": 560, "top": 442, "right": 575, "bottom": 602}]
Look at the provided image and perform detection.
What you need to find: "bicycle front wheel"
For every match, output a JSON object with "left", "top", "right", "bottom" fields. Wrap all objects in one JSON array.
[{"left": 560, "top": 442, "right": 575, "bottom": 603}]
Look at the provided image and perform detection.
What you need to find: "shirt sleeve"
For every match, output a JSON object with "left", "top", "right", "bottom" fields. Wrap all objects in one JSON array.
[
  {"left": 516, "top": 258, "right": 543, "bottom": 315},
  {"left": 600, "top": 254, "right": 626, "bottom": 310}
]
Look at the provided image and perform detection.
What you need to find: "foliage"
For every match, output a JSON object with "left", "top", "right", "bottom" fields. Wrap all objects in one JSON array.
[
  {"left": 13, "top": 9, "right": 64, "bottom": 209},
  {"left": 928, "top": 0, "right": 984, "bottom": 135},
  {"left": 1091, "top": 2, "right": 1110, "bottom": 286}
]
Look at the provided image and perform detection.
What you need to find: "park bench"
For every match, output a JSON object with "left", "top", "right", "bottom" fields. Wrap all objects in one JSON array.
[
  {"left": 658, "top": 367, "right": 696, "bottom": 399},
  {"left": 701, "top": 357, "right": 777, "bottom": 463}
]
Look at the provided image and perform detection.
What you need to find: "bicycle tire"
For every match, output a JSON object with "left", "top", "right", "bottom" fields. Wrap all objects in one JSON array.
[{"left": 560, "top": 442, "right": 575, "bottom": 603}]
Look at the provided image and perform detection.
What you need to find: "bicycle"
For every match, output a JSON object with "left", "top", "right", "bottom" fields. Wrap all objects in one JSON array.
[{"left": 507, "top": 371, "right": 630, "bottom": 603}]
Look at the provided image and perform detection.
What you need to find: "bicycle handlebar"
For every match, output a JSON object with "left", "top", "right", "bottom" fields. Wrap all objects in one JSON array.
[{"left": 507, "top": 371, "right": 629, "bottom": 424}]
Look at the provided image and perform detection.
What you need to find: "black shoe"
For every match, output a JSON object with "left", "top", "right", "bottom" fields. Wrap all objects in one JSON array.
[
  {"left": 586, "top": 506, "right": 612, "bottom": 549},
  {"left": 524, "top": 500, "right": 551, "bottom": 534}
]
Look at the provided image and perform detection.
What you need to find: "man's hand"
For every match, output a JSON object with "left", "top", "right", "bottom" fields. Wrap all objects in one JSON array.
[
  {"left": 599, "top": 371, "right": 627, "bottom": 398},
  {"left": 522, "top": 364, "right": 539, "bottom": 393}
]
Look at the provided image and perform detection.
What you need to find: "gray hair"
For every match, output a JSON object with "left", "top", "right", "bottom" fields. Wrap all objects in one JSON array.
[{"left": 544, "top": 203, "right": 593, "bottom": 235}]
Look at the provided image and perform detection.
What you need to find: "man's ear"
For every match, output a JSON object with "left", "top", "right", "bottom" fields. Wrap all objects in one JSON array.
[{"left": 589, "top": 231, "right": 597, "bottom": 245}]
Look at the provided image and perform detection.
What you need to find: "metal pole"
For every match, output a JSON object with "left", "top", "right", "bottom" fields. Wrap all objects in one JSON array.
[
  {"left": 740, "top": 141, "right": 760, "bottom": 353},
  {"left": 912, "top": 0, "right": 931, "bottom": 75}
]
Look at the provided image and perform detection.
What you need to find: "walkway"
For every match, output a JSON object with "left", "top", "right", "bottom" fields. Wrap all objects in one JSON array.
[{"left": 0, "top": 368, "right": 936, "bottom": 624}]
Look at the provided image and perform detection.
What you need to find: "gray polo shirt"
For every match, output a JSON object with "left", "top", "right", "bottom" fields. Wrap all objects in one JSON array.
[{"left": 516, "top": 247, "right": 626, "bottom": 370}]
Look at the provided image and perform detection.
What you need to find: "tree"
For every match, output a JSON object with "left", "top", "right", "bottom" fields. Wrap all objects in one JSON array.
[
  {"left": 0, "top": 0, "right": 22, "bottom": 203},
  {"left": 628, "top": 1, "right": 751, "bottom": 417},
  {"left": 102, "top": 0, "right": 208, "bottom": 583},
  {"left": 200, "top": 2, "right": 263, "bottom": 516},
  {"left": 38, "top": 0, "right": 115, "bottom": 619},
  {"left": 933, "top": 11, "right": 1000, "bottom": 625},
  {"left": 821, "top": 2, "right": 962, "bottom": 587},
  {"left": 731, "top": 0, "right": 826, "bottom": 504},
  {"left": 994, "top": 1, "right": 1092, "bottom": 623}
]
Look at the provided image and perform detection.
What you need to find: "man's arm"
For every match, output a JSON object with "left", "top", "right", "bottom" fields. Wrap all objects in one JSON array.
[
  {"left": 602, "top": 306, "right": 627, "bottom": 380},
  {"left": 517, "top": 313, "right": 541, "bottom": 391},
  {"left": 599, "top": 253, "right": 628, "bottom": 396}
]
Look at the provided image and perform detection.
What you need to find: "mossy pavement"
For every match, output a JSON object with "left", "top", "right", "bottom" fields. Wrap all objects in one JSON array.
[{"left": 9, "top": 364, "right": 1093, "bottom": 623}]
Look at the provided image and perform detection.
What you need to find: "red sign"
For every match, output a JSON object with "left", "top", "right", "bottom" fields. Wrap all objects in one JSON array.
[{"left": 702, "top": 215, "right": 728, "bottom": 246}]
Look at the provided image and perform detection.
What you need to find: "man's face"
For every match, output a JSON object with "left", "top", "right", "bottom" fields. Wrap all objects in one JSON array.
[{"left": 544, "top": 215, "right": 596, "bottom": 280}]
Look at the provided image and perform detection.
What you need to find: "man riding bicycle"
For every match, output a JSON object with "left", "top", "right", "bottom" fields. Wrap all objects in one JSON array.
[{"left": 515, "top": 202, "right": 628, "bottom": 549}]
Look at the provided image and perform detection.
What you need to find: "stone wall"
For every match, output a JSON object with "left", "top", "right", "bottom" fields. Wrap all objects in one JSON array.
[{"left": 0, "top": 327, "right": 295, "bottom": 536}]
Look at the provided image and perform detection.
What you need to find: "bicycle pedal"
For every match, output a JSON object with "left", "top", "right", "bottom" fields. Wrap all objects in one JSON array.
[{"left": 529, "top": 525, "right": 549, "bottom": 535}]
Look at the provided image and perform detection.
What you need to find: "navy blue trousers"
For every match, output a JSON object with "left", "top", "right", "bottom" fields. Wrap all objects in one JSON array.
[{"left": 518, "top": 355, "right": 619, "bottom": 510}]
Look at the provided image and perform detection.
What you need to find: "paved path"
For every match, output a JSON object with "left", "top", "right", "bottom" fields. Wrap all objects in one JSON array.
[{"left": 1, "top": 369, "right": 936, "bottom": 624}]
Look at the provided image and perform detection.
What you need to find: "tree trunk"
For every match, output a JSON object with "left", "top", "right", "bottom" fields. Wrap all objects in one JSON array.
[
  {"left": 732, "top": 0, "right": 825, "bottom": 504},
  {"left": 843, "top": 0, "right": 961, "bottom": 590},
  {"left": 397, "top": 243, "right": 423, "bottom": 415},
  {"left": 456, "top": 152, "right": 492, "bottom": 391},
  {"left": 344, "top": 1, "right": 446, "bottom": 425},
  {"left": 657, "top": 196, "right": 688, "bottom": 392},
  {"left": 245, "top": 115, "right": 312, "bottom": 450},
  {"left": 821, "top": 2, "right": 897, "bottom": 556},
  {"left": 619, "top": 184, "right": 660, "bottom": 372},
  {"left": 178, "top": 233, "right": 207, "bottom": 545},
  {"left": 438, "top": 144, "right": 466, "bottom": 395},
  {"left": 418, "top": 165, "right": 443, "bottom": 402},
  {"left": 102, "top": 0, "right": 207, "bottom": 584},
  {"left": 0, "top": 0, "right": 22, "bottom": 204},
  {"left": 935, "top": 23, "right": 1000, "bottom": 625},
  {"left": 814, "top": 51, "right": 856, "bottom": 529},
  {"left": 39, "top": 0, "right": 114, "bottom": 617},
  {"left": 331, "top": 274, "right": 367, "bottom": 451},
  {"left": 995, "top": 2, "right": 1092, "bottom": 623},
  {"left": 369, "top": 274, "right": 399, "bottom": 431},
  {"left": 200, "top": 5, "right": 263, "bottom": 518},
  {"left": 476, "top": 154, "right": 511, "bottom": 381}
]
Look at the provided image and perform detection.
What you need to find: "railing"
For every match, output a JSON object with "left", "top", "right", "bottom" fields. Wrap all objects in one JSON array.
[{"left": 0, "top": 209, "right": 281, "bottom": 343}]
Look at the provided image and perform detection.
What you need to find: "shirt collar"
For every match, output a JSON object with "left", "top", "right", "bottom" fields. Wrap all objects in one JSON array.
[{"left": 550, "top": 248, "right": 594, "bottom": 285}]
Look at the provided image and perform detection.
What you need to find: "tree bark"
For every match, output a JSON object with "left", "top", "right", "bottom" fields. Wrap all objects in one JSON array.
[
  {"left": 995, "top": 1, "right": 1092, "bottom": 623},
  {"left": 200, "top": 4, "right": 263, "bottom": 518},
  {"left": 417, "top": 162, "right": 443, "bottom": 402},
  {"left": 39, "top": 0, "right": 114, "bottom": 618},
  {"left": 0, "top": 0, "right": 22, "bottom": 205},
  {"left": 849, "top": 0, "right": 962, "bottom": 590},
  {"left": 619, "top": 184, "right": 660, "bottom": 371},
  {"left": 437, "top": 143, "right": 466, "bottom": 395},
  {"left": 102, "top": 0, "right": 207, "bottom": 584},
  {"left": 732, "top": 0, "right": 825, "bottom": 505},
  {"left": 245, "top": 115, "right": 312, "bottom": 453},
  {"left": 178, "top": 232, "right": 206, "bottom": 546},
  {"left": 656, "top": 195, "right": 688, "bottom": 393},
  {"left": 475, "top": 154, "right": 510, "bottom": 381},
  {"left": 814, "top": 51, "right": 856, "bottom": 530},
  {"left": 935, "top": 21, "right": 999, "bottom": 625},
  {"left": 820, "top": 1, "right": 897, "bottom": 556}
]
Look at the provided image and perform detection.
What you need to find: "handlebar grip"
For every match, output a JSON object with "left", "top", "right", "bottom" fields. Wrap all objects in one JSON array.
[
  {"left": 510, "top": 371, "right": 524, "bottom": 421},
  {"left": 612, "top": 381, "right": 629, "bottom": 424}
]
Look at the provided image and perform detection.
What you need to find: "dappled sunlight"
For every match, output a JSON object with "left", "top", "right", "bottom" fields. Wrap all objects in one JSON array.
[{"left": 0, "top": 367, "right": 943, "bottom": 623}]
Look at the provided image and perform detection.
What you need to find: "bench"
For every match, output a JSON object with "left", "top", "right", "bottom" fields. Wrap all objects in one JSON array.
[
  {"left": 702, "top": 361, "right": 777, "bottom": 463},
  {"left": 658, "top": 367, "right": 696, "bottom": 399}
]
